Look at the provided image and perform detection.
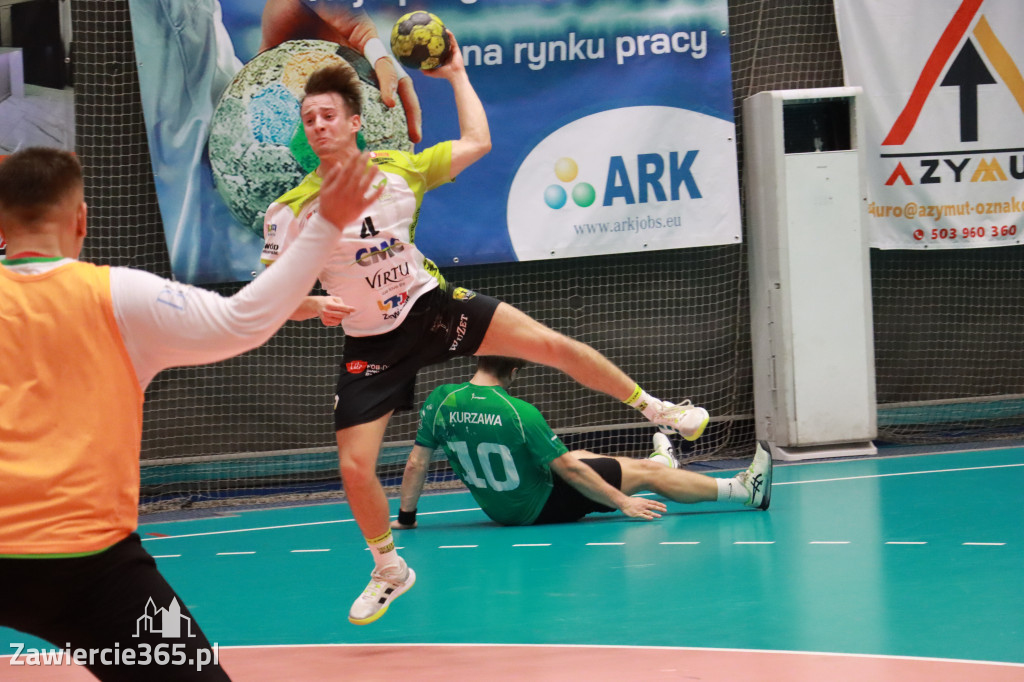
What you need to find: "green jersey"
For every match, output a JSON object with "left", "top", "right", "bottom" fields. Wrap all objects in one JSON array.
[{"left": 416, "top": 382, "right": 569, "bottom": 526}]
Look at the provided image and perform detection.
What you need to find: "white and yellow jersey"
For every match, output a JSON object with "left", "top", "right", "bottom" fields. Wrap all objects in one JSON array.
[{"left": 262, "top": 142, "right": 453, "bottom": 337}]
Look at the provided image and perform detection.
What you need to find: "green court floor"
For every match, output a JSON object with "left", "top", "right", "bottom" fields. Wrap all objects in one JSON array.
[{"left": 3, "top": 447, "right": 1023, "bottom": 666}]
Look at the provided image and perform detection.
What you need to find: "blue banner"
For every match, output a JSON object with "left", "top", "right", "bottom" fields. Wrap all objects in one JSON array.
[{"left": 130, "top": 0, "right": 739, "bottom": 283}]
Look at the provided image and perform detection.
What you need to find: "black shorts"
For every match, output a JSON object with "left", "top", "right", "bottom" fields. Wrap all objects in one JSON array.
[
  {"left": 0, "top": 534, "right": 229, "bottom": 681},
  {"left": 532, "top": 457, "right": 623, "bottom": 524},
  {"left": 334, "top": 283, "right": 501, "bottom": 430}
]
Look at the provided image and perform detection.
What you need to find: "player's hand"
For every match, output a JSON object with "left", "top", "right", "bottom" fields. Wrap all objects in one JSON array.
[
  {"left": 390, "top": 519, "right": 417, "bottom": 530},
  {"left": 318, "top": 152, "right": 383, "bottom": 229},
  {"left": 621, "top": 497, "right": 667, "bottom": 521},
  {"left": 423, "top": 31, "right": 464, "bottom": 80},
  {"left": 314, "top": 296, "right": 354, "bottom": 326}
]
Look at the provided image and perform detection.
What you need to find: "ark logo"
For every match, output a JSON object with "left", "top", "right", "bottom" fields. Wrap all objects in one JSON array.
[
  {"left": 885, "top": 0, "right": 1024, "bottom": 146},
  {"left": 507, "top": 106, "right": 741, "bottom": 261},
  {"left": 543, "top": 153, "right": 701, "bottom": 210}
]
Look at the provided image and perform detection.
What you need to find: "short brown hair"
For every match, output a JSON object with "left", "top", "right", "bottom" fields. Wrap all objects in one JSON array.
[
  {"left": 303, "top": 63, "right": 362, "bottom": 117},
  {"left": 477, "top": 356, "right": 527, "bottom": 382},
  {"left": 0, "top": 147, "right": 82, "bottom": 224}
]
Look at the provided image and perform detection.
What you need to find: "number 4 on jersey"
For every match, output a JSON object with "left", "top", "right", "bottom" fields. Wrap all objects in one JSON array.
[{"left": 360, "top": 216, "right": 379, "bottom": 239}]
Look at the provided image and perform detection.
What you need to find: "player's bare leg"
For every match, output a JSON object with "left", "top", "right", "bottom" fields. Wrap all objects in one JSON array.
[
  {"left": 474, "top": 302, "right": 709, "bottom": 439},
  {"left": 337, "top": 413, "right": 416, "bottom": 624},
  {"left": 616, "top": 456, "right": 719, "bottom": 503},
  {"left": 616, "top": 436, "right": 773, "bottom": 510}
]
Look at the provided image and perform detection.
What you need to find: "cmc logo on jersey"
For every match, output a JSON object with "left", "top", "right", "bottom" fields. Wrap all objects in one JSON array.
[{"left": 507, "top": 105, "right": 740, "bottom": 260}]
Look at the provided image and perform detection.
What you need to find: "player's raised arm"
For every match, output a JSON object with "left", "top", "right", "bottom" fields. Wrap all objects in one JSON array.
[{"left": 425, "top": 32, "right": 491, "bottom": 178}]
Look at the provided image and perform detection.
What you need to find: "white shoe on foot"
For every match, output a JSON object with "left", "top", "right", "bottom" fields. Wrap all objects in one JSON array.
[
  {"left": 650, "top": 399, "right": 710, "bottom": 441},
  {"left": 649, "top": 432, "right": 679, "bottom": 468},
  {"left": 736, "top": 440, "right": 773, "bottom": 510},
  {"left": 348, "top": 557, "right": 416, "bottom": 625}
]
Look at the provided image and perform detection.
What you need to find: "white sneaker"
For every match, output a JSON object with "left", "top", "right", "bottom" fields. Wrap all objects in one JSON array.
[
  {"left": 650, "top": 400, "right": 710, "bottom": 441},
  {"left": 649, "top": 432, "right": 679, "bottom": 468},
  {"left": 348, "top": 557, "right": 416, "bottom": 625},
  {"left": 736, "top": 440, "right": 773, "bottom": 510}
]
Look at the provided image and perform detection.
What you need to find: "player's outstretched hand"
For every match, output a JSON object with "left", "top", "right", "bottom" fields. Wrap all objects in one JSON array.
[
  {"left": 318, "top": 152, "right": 383, "bottom": 229},
  {"left": 390, "top": 519, "right": 417, "bottom": 530},
  {"left": 620, "top": 496, "right": 667, "bottom": 521}
]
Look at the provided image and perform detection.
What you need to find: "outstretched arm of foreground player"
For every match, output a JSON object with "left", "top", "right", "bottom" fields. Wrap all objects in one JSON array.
[
  {"left": 390, "top": 444, "right": 434, "bottom": 529},
  {"left": 550, "top": 452, "right": 667, "bottom": 521},
  {"left": 113, "top": 154, "right": 382, "bottom": 388}
]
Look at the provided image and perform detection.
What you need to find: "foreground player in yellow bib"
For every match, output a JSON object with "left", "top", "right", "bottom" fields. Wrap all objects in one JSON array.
[{"left": 261, "top": 32, "right": 712, "bottom": 626}]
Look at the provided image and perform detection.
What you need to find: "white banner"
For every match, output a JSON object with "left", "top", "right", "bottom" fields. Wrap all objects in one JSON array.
[{"left": 834, "top": 0, "right": 1024, "bottom": 249}]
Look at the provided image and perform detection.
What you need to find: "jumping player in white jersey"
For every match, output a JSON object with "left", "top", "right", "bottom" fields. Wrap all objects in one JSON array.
[
  {"left": 390, "top": 357, "right": 772, "bottom": 529},
  {"left": 260, "top": 33, "right": 712, "bottom": 626}
]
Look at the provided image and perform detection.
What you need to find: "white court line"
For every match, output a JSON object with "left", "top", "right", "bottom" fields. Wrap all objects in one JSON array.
[
  {"left": 290, "top": 549, "right": 330, "bottom": 553},
  {"left": 141, "top": 508, "right": 483, "bottom": 542},
  {"left": 809, "top": 541, "right": 850, "bottom": 545},
  {"left": 151, "top": 554, "right": 181, "bottom": 558},
  {"left": 775, "top": 462, "right": 1024, "bottom": 486},
  {"left": 586, "top": 542, "right": 625, "bottom": 546},
  {"left": 963, "top": 542, "right": 1006, "bottom": 546},
  {"left": 439, "top": 545, "right": 478, "bottom": 549},
  {"left": 734, "top": 541, "right": 774, "bottom": 545},
  {"left": 216, "top": 551, "right": 256, "bottom": 555},
  {"left": 885, "top": 542, "right": 927, "bottom": 545},
  {"left": 660, "top": 541, "right": 700, "bottom": 545},
  {"left": 143, "top": 518, "right": 356, "bottom": 541},
  {"left": 513, "top": 543, "right": 551, "bottom": 547}
]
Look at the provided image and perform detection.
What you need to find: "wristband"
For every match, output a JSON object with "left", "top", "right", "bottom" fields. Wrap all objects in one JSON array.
[
  {"left": 363, "top": 37, "right": 389, "bottom": 67},
  {"left": 397, "top": 509, "right": 417, "bottom": 525},
  {"left": 363, "top": 37, "right": 410, "bottom": 82}
]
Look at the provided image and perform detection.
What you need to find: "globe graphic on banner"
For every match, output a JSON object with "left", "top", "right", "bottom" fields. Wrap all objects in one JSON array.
[{"left": 209, "top": 39, "right": 411, "bottom": 236}]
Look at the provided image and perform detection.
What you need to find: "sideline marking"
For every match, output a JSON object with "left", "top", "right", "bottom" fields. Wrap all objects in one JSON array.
[{"left": 776, "top": 462, "right": 1024, "bottom": 486}]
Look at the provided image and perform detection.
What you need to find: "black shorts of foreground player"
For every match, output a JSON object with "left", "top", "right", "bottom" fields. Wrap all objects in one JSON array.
[{"left": 391, "top": 357, "right": 773, "bottom": 529}]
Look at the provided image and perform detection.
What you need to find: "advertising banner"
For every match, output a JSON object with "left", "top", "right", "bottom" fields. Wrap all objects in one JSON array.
[
  {"left": 835, "top": 0, "right": 1024, "bottom": 250},
  {"left": 130, "top": 0, "right": 740, "bottom": 283}
]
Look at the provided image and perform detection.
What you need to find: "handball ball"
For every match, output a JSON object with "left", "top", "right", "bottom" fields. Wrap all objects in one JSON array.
[
  {"left": 390, "top": 11, "right": 452, "bottom": 71},
  {"left": 208, "top": 40, "right": 411, "bottom": 236}
]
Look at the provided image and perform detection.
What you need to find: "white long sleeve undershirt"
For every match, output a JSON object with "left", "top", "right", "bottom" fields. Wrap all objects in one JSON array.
[{"left": 6, "top": 214, "right": 340, "bottom": 391}]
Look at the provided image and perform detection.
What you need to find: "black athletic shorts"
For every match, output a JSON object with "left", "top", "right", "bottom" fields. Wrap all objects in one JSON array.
[
  {"left": 532, "top": 457, "right": 623, "bottom": 524},
  {"left": 334, "top": 283, "right": 501, "bottom": 430},
  {"left": 0, "top": 534, "right": 229, "bottom": 681}
]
